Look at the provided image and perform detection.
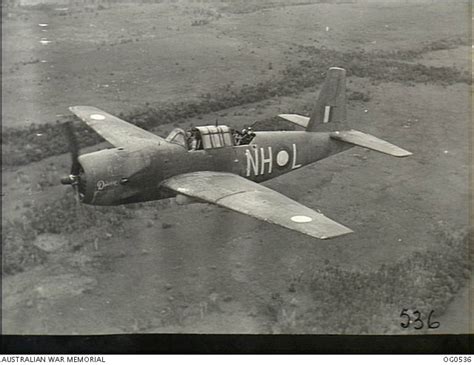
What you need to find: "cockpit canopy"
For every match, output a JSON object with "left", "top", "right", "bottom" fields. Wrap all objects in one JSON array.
[
  {"left": 166, "top": 128, "right": 188, "bottom": 148},
  {"left": 194, "top": 125, "right": 234, "bottom": 149},
  {"left": 166, "top": 125, "right": 235, "bottom": 150}
]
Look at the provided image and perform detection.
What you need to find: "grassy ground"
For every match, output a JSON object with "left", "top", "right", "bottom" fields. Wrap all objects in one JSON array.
[
  {"left": 2, "top": 1, "right": 468, "bottom": 129},
  {"left": 2, "top": 0, "right": 471, "bottom": 334}
]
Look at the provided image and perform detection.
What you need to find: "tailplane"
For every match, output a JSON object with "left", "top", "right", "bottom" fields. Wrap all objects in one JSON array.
[
  {"left": 330, "top": 130, "right": 412, "bottom": 157},
  {"left": 278, "top": 67, "right": 347, "bottom": 131},
  {"left": 306, "top": 67, "right": 347, "bottom": 132},
  {"left": 277, "top": 67, "right": 412, "bottom": 157}
]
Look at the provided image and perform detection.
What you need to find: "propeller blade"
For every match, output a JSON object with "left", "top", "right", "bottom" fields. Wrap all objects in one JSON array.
[
  {"left": 72, "top": 183, "right": 81, "bottom": 206},
  {"left": 63, "top": 121, "right": 81, "bottom": 175},
  {"left": 62, "top": 122, "right": 82, "bottom": 206}
]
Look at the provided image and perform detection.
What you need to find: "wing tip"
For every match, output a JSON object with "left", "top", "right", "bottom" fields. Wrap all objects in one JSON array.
[
  {"left": 393, "top": 150, "right": 413, "bottom": 157},
  {"left": 69, "top": 106, "right": 110, "bottom": 124},
  {"left": 318, "top": 227, "right": 354, "bottom": 240},
  {"left": 69, "top": 105, "right": 101, "bottom": 114},
  {"left": 69, "top": 105, "right": 87, "bottom": 111},
  {"left": 331, "top": 130, "right": 413, "bottom": 158}
]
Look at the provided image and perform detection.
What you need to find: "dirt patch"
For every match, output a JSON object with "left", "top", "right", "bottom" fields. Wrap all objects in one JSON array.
[
  {"left": 34, "top": 274, "right": 97, "bottom": 300},
  {"left": 32, "top": 233, "right": 68, "bottom": 252},
  {"left": 3, "top": 268, "right": 97, "bottom": 311},
  {"left": 420, "top": 46, "right": 471, "bottom": 71}
]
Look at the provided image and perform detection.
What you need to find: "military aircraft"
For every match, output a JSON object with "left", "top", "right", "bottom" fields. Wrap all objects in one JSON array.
[{"left": 61, "top": 67, "right": 411, "bottom": 240}]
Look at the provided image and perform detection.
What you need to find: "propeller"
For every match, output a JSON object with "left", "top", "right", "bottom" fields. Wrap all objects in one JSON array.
[{"left": 60, "top": 121, "right": 82, "bottom": 204}]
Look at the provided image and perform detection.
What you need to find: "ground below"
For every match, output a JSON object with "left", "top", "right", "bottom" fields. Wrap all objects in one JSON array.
[{"left": 2, "top": 0, "right": 471, "bottom": 334}]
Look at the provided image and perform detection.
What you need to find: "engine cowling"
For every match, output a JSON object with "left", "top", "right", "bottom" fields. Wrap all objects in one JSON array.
[{"left": 76, "top": 146, "right": 155, "bottom": 205}]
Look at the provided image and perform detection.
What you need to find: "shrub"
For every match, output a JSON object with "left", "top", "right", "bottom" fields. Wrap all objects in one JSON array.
[
  {"left": 2, "top": 220, "right": 46, "bottom": 275},
  {"left": 348, "top": 90, "right": 370, "bottom": 102},
  {"left": 2, "top": 193, "right": 132, "bottom": 275},
  {"left": 299, "top": 228, "right": 471, "bottom": 334}
]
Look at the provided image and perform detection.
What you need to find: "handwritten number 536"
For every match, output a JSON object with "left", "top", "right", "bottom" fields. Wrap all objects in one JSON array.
[{"left": 400, "top": 309, "right": 440, "bottom": 329}]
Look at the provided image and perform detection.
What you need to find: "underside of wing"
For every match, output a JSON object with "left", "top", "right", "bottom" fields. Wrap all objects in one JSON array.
[
  {"left": 161, "top": 171, "right": 353, "bottom": 240},
  {"left": 69, "top": 106, "right": 167, "bottom": 148}
]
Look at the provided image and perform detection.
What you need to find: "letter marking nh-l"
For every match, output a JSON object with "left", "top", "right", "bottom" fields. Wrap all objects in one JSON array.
[
  {"left": 291, "top": 144, "right": 302, "bottom": 169},
  {"left": 246, "top": 149, "right": 259, "bottom": 177},
  {"left": 260, "top": 147, "right": 273, "bottom": 175}
]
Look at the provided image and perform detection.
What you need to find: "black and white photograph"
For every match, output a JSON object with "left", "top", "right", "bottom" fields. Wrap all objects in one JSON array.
[{"left": 1, "top": 0, "right": 471, "bottom": 340}]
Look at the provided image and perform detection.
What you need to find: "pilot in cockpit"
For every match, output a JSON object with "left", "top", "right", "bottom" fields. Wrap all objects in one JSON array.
[{"left": 238, "top": 127, "right": 256, "bottom": 145}]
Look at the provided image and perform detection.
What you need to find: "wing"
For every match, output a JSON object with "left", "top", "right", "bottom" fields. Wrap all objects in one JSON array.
[
  {"left": 69, "top": 106, "right": 167, "bottom": 148},
  {"left": 161, "top": 171, "right": 353, "bottom": 240}
]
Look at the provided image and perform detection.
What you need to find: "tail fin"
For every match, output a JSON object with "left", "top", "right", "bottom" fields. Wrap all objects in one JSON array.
[{"left": 306, "top": 67, "right": 346, "bottom": 132}]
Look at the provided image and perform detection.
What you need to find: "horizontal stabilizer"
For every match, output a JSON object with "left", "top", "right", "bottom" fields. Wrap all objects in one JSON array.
[
  {"left": 278, "top": 114, "right": 310, "bottom": 128},
  {"left": 330, "top": 130, "right": 412, "bottom": 157}
]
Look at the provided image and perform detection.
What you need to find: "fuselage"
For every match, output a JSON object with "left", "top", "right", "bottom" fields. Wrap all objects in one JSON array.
[{"left": 77, "top": 131, "right": 352, "bottom": 205}]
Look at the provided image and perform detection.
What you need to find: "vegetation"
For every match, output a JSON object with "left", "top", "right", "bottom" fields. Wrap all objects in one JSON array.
[
  {"left": 2, "top": 193, "right": 131, "bottom": 275},
  {"left": 268, "top": 228, "right": 471, "bottom": 334},
  {"left": 2, "top": 38, "right": 468, "bottom": 167}
]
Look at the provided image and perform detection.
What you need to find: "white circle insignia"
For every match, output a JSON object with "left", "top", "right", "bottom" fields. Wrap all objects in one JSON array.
[
  {"left": 291, "top": 215, "right": 313, "bottom": 223},
  {"left": 276, "top": 150, "right": 290, "bottom": 167},
  {"left": 90, "top": 113, "right": 106, "bottom": 121}
]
